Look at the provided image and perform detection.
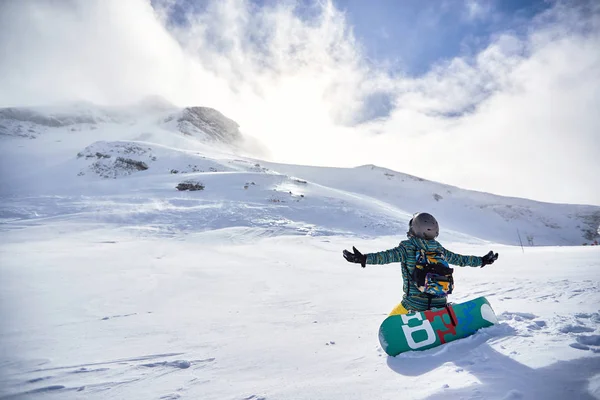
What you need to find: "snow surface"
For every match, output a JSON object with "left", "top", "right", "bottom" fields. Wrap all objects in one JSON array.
[{"left": 1, "top": 104, "right": 599, "bottom": 399}]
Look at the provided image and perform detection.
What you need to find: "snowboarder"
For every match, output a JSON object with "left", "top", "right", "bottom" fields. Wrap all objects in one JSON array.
[{"left": 343, "top": 212, "right": 498, "bottom": 316}]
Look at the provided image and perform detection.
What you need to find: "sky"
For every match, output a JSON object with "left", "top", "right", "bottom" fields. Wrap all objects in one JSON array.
[{"left": 0, "top": 0, "right": 599, "bottom": 205}]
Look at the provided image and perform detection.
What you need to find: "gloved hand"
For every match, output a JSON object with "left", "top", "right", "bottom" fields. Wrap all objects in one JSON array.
[
  {"left": 343, "top": 246, "right": 367, "bottom": 268},
  {"left": 481, "top": 251, "right": 498, "bottom": 267}
]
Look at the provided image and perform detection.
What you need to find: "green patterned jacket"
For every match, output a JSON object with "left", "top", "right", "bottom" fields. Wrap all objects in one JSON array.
[{"left": 365, "top": 236, "right": 483, "bottom": 311}]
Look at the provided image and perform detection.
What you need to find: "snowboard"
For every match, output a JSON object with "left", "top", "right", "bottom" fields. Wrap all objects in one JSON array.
[{"left": 378, "top": 296, "right": 498, "bottom": 356}]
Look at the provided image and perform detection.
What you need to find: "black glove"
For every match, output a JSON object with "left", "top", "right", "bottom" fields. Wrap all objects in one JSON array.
[
  {"left": 343, "top": 246, "right": 366, "bottom": 268},
  {"left": 481, "top": 251, "right": 498, "bottom": 267}
]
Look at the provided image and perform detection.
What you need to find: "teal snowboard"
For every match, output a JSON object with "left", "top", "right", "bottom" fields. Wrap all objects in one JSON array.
[{"left": 378, "top": 296, "right": 498, "bottom": 356}]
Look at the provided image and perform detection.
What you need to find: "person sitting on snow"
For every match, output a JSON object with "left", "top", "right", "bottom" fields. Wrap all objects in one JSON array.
[{"left": 343, "top": 212, "right": 498, "bottom": 315}]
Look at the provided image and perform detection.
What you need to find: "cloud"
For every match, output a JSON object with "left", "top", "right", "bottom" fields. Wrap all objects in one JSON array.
[
  {"left": 464, "top": 0, "right": 494, "bottom": 21},
  {"left": 0, "top": 0, "right": 598, "bottom": 205}
]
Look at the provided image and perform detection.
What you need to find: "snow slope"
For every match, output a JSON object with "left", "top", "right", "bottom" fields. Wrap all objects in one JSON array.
[{"left": 1, "top": 102, "right": 599, "bottom": 399}]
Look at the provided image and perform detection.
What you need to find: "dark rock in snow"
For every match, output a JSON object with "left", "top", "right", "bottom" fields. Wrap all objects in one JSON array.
[
  {"left": 114, "top": 157, "right": 148, "bottom": 172},
  {"left": 176, "top": 181, "right": 205, "bottom": 191}
]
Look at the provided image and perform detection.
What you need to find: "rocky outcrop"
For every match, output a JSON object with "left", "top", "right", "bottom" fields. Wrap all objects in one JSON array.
[
  {"left": 176, "top": 181, "right": 205, "bottom": 191},
  {"left": 578, "top": 211, "right": 600, "bottom": 242},
  {"left": 77, "top": 142, "right": 155, "bottom": 179},
  {"left": 172, "top": 107, "right": 242, "bottom": 144}
]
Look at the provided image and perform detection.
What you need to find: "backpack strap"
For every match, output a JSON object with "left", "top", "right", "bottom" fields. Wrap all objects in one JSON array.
[
  {"left": 417, "top": 248, "right": 428, "bottom": 265},
  {"left": 445, "top": 304, "right": 457, "bottom": 326}
]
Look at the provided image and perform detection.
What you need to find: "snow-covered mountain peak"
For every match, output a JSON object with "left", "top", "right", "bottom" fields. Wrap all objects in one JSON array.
[
  {"left": 0, "top": 100, "right": 245, "bottom": 147},
  {"left": 162, "top": 106, "right": 242, "bottom": 144}
]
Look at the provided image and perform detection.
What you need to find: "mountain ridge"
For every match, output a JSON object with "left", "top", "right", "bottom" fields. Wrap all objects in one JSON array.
[
  {"left": 0, "top": 100, "right": 243, "bottom": 145},
  {"left": 0, "top": 100, "right": 598, "bottom": 246}
]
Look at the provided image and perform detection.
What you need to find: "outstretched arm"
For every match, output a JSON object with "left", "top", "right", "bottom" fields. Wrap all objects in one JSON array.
[
  {"left": 443, "top": 248, "right": 483, "bottom": 267},
  {"left": 366, "top": 245, "right": 408, "bottom": 265}
]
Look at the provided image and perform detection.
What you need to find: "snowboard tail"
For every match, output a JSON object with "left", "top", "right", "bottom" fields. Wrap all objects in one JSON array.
[{"left": 378, "top": 296, "right": 498, "bottom": 356}]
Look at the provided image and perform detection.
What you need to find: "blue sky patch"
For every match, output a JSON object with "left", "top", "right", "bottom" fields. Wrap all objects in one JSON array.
[{"left": 332, "top": 0, "right": 551, "bottom": 75}]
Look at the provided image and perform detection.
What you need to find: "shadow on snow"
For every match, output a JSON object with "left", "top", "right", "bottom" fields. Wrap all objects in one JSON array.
[{"left": 386, "top": 324, "right": 600, "bottom": 399}]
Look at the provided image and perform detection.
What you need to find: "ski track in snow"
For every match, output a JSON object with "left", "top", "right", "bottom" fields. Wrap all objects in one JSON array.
[{"left": 1, "top": 353, "right": 215, "bottom": 399}]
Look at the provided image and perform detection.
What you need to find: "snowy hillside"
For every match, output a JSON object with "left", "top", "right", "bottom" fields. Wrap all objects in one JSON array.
[
  {"left": 0, "top": 101, "right": 598, "bottom": 246},
  {"left": 1, "top": 101, "right": 599, "bottom": 400},
  {"left": 0, "top": 98, "right": 243, "bottom": 144}
]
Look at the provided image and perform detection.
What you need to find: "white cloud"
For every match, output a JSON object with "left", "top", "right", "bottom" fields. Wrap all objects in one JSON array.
[
  {"left": 464, "top": 0, "right": 493, "bottom": 21},
  {"left": 0, "top": 0, "right": 598, "bottom": 205}
]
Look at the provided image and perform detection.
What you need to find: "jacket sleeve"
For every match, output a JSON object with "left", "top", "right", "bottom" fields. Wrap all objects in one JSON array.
[
  {"left": 366, "top": 245, "right": 408, "bottom": 265},
  {"left": 443, "top": 248, "right": 482, "bottom": 267}
]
